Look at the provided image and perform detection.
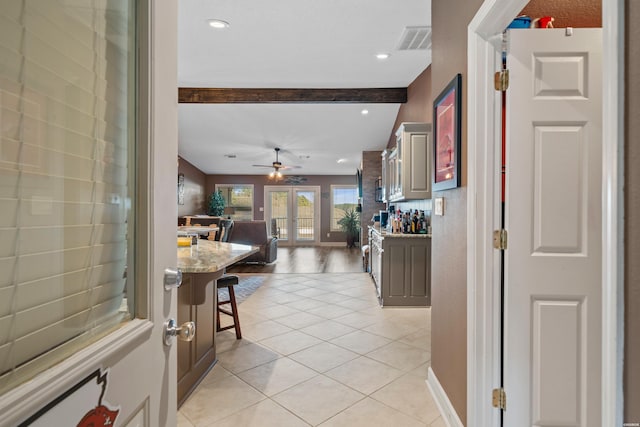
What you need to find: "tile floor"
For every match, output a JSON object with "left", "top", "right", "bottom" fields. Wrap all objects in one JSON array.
[{"left": 178, "top": 273, "right": 444, "bottom": 427}]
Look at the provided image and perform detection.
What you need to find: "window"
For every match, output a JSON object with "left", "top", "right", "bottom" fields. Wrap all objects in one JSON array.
[
  {"left": 330, "top": 185, "right": 358, "bottom": 231},
  {"left": 0, "top": 0, "right": 136, "bottom": 394},
  {"left": 215, "top": 184, "right": 254, "bottom": 220}
]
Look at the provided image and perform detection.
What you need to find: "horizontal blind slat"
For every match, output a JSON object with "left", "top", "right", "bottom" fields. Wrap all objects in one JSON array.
[{"left": 0, "top": 301, "right": 127, "bottom": 375}]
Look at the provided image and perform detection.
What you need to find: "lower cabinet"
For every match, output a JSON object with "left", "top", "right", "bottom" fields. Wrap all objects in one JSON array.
[
  {"left": 177, "top": 272, "right": 220, "bottom": 407},
  {"left": 369, "top": 228, "right": 431, "bottom": 306}
]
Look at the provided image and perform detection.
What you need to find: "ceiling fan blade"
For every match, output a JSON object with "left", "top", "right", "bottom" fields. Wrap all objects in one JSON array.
[
  {"left": 279, "top": 165, "right": 302, "bottom": 170},
  {"left": 252, "top": 164, "right": 274, "bottom": 168}
]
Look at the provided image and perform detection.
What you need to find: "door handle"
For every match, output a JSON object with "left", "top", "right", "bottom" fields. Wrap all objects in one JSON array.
[
  {"left": 163, "top": 318, "right": 195, "bottom": 346},
  {"left": 164, "top": 267, "right": 183, "bottom": 291}
]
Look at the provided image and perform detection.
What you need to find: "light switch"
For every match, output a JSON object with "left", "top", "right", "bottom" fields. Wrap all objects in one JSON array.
[{"left": 434, "top": 197, "right": 445, "bottom": 216}]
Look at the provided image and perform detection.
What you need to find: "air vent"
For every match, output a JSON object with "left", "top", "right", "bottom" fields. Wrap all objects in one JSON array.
[{"left": 396, "top": 26, "right": 432, "bottom": 50}]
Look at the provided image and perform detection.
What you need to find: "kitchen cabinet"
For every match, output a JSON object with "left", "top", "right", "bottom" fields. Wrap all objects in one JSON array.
[
  {"left": 388, "top": 122, "right": 432, "bottom": 202},
  {"left": 380, "top": 150, "right": 388, "bottom": 202},
  {"left": 368, "top": 227, "right": 431, "bottom": 306}
]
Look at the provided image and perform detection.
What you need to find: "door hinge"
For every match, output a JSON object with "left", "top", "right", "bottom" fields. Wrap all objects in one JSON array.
[
  {"left": 494, "top": 69, "right": 509, "bottom": 91},
  {"left": 493, "top": 229, "right": 508, "bottom": 250},
  {"left": 492, "top": 388, "right": 507, "bottom": 410}
]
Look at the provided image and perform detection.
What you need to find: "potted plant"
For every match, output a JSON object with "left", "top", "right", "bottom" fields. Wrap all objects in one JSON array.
[
  {"left": 337, "top": 208, "right": 360, "bottom": 248},
  {"left": 208, "top": 190, "right": 226, "bottom": 216}
]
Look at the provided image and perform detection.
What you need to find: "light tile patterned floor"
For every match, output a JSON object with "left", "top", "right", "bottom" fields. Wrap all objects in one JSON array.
[{"left": 178, "top": 273, "right": 444, "bottom": 427}]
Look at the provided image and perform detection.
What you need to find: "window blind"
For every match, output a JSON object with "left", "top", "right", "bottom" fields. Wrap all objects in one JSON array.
[{"left": 0, "top": 0, "right": 135, "bottom": 394}]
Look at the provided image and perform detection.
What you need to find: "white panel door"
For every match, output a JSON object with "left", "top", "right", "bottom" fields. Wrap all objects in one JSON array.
[{"left": 505, "top": 29, "right": 602, "bottom": 426}]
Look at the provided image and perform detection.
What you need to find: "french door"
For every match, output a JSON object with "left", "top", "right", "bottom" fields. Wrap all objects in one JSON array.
[{"left": 264, "top": 186, "right": 320, "bottom": 246}]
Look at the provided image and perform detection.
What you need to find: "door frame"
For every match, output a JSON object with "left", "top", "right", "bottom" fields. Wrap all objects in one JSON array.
[
  {"left": 466, "top": 1, "right": 624, "bottom": 427},
  {"left": 264, "top": 185, "right": 321, "bottom": 246}
]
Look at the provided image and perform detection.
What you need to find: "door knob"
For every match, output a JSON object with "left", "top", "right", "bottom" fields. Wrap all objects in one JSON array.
[
  {"left": 164, "top": 267, "right": 183, "bottom": 291},
  {"left": 163, "top": 318, "right": 195, "bottom": 346}
]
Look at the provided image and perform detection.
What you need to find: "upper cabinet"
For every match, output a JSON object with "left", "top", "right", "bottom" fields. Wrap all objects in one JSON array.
[
  {"left": 380, "top": 150, "right": 388, "bottom": 202},
  {"left": 387, "top": 122, "right": 432, "bottom": 201}
]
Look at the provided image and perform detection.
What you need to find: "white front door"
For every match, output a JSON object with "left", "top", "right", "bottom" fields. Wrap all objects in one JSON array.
[
  {"left": 265, "top": 186, "right": 320, "bottom": 246},
  {"left": 0, "top": 2, "right": 178, "bottom": 426},
  {"left": 504, "top": 29, "right": 602, "bottom": 425}
]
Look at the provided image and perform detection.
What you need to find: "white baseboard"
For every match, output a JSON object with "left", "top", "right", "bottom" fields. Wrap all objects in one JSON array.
[{"left": 427, "top": 367, "right": 464, "bottom": 427}]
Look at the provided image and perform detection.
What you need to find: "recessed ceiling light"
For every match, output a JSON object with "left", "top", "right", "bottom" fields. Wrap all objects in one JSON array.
[
  {"left": 361, "top": 109, "right": 369, "bottom": 115},
  {"left": 337, "top": 158, "right": 347, "bottom": 164},
  {"left": 208, "top": 19, "right": 230, "bottom": 29},
  {"left": 376, "top": 53, "right": 390, "bottom": 60}
]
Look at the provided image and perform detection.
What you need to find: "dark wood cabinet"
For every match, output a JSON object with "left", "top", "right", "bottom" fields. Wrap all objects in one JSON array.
[{"left": 177, "top": 271, "right": 221, "bottom": 407}]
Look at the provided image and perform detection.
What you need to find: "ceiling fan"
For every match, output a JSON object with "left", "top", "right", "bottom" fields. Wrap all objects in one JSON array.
[{"left": 252, "top": 148, "right": 301, "bottom": 178}]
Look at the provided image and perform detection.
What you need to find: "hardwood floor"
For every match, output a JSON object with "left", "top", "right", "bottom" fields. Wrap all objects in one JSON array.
[{"left": 226, "top": 246, "right": 364, "bottom": 274}]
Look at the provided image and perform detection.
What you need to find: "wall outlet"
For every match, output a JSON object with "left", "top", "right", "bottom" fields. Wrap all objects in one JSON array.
[{"left": 327, "top": 233, "right": 330, "bottom": 238}]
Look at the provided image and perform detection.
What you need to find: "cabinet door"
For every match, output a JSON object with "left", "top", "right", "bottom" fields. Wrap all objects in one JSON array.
[
  {"left": 406, "top": 132, "right": 432, "bottom": 199},
  {"left": 381, "top": 151, "right": 388, "bottom": 202},
  {"left": 388, "top": 151, "right": 397, "bottom": 198},
  {"left": 381, "top": 239, "right": 430, "bottom": 306}
]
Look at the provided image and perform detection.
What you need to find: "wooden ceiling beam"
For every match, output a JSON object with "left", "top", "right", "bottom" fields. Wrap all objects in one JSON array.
[{"left": 178, "top": 87, "right": 407, "bottom": 104}]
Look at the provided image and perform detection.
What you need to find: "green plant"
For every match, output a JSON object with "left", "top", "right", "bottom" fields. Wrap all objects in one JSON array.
[
  {"left": 337, "top": 208, "right": 359, "bottom": 247},
  {"left": 208, "top": 190, "right": 226, "bottom": 216}
]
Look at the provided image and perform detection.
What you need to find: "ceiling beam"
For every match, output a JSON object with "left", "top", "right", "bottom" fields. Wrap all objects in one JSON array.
[{"left": 178, "top": 87, "right": 407, "bottom": 104}]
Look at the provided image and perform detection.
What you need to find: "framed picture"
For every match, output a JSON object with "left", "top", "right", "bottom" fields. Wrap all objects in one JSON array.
[
  {"left": 177, "top": 173, "right": 185, "bottom": 205},
  {"left": 433, "top": 73, "right": 462, "bottom": 191}
]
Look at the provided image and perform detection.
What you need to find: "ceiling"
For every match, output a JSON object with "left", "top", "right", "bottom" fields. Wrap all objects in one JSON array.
[{"left": 178, "top": 0, "right": 431, "bottom": 176}]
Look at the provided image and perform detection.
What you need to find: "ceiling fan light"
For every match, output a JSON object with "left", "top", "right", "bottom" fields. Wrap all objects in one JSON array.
[
  {"left": 269, "top": 171, "right": 275, "bottom": 178},
  {"left": 276, "top": 171, "right": 282, "bottom": 178}
]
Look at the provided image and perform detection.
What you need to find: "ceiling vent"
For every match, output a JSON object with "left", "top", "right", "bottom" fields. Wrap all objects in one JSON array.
[{"left": 396, "top": 26, "right": 432, "bottom": 50}]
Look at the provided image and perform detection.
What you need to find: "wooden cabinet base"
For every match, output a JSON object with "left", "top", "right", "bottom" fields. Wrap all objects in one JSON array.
[{"left": 177, "top": 271, "right": 222, "bottom": 407}]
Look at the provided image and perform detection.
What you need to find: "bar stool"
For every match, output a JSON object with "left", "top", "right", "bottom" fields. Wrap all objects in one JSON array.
[{"left": 215, "top": 220, "right": 242, "bottom": 339}]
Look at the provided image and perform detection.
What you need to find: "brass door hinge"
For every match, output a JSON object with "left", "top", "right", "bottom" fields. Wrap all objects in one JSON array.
[
  {"left": 494, "top": 69, "right": 509, "bottom": 91},
  {"left": 493, "top": 229, "right": 508, "bottom": 250},
  {"left": 492, "top": 388, "right": 507, "bottom": 410}
]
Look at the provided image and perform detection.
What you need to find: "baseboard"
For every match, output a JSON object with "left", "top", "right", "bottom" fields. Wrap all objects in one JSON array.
[{"left": 427, "top": 367, "right": 464, "bottom": 427}]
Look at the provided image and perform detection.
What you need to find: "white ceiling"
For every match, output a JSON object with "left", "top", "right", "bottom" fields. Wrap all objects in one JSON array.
[{"left": 178, "top": 0, "right": 431, "bottom": 175}]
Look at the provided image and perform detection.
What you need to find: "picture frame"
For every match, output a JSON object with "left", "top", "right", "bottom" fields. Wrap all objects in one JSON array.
[
  {"left": 433, "top": 73, "right": 462, "bottom": 191},
  {"left": 177, "top": 173, "right": 185, "bottom": 205}
]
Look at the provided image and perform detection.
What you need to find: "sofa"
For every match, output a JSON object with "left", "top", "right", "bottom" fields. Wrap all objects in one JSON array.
[{"left": 227, "top": 220, "right": 277, "bottom": 264}]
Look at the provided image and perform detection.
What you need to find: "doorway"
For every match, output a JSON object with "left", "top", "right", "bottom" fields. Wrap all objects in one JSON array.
[
  {"left": 264, "top": 186, "right": 321, "bottom": 246},
  {"left": 465, "top": 1, "right": 623, "bottom": 426}
]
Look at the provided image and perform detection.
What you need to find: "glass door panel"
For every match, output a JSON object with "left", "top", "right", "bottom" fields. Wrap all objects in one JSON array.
[
  {"left": 269, "top": 190, "right": 289, "bottom": 242},
  {"left": 295, "top": 190, "right": 315, "bottom": 242},
  {"left": 265, "top": 186, "right": 320, "bottom": 246}
]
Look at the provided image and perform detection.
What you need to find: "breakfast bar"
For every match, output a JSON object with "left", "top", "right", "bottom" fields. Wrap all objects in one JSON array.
[{"left": 176, "top": 239, "right": 258, "bottom": 406}]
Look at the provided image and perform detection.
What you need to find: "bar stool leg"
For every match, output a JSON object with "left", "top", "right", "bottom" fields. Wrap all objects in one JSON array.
[{"left": 228, "top": 286, "right": 242, "bottom": 339}]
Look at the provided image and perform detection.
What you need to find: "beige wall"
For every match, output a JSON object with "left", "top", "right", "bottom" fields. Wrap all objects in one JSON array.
[
  {"left": 625, "top": 0, "right": 639, "bottom": 421},
  {"left": 430, "top": 0, "right": 484, "bottom": 423},
  {"left": 177, "top": 156, "right": 207, "bottom": 217},
  {"left": 386, "top": 66, "right": 432, "bottom": 149}
]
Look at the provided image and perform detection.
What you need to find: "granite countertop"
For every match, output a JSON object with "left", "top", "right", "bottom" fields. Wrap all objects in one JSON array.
[
  {"left": 368, "top": 225, "right": 431, "bottom": 239},
  {"left": 177, "top": 240, "right": 259, "bottom": 273}
]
